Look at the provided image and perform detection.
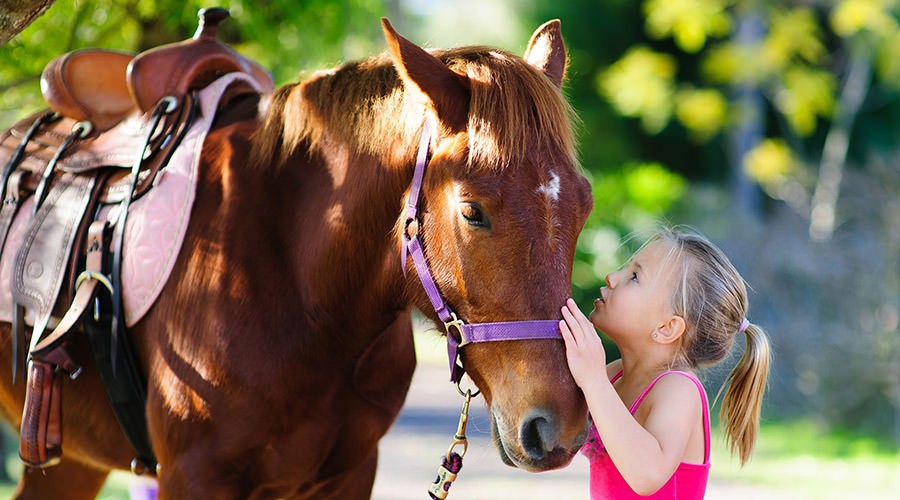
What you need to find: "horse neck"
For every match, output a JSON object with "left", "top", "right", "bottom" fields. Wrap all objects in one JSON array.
[{"left": 275, "top": 136, "right": 413, "bottom": 329}]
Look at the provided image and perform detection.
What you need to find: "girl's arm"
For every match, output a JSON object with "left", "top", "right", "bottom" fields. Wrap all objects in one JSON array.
[{"left": 560, "top": 299, "right": 701, "bottom": 495}]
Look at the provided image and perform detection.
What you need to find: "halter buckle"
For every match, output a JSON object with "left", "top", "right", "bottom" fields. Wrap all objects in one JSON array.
[{"left": 444, "top": 312, "right": 466, "bottom": 345}]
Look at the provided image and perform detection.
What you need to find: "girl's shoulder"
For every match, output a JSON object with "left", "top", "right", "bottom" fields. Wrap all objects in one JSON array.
[{"left": 641, "top": 371, "right": 707, "bottom": 412}]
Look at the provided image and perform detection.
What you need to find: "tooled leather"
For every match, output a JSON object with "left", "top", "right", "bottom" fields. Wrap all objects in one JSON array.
[
  {"left": 0, "top": 72, "right": 263, "bottom": 327},
  {"left": 20, "top": 359, "right": 62, "bottom": 467},
  {"left": 11, "top": 175, "right": 94, "bottom": 322}
]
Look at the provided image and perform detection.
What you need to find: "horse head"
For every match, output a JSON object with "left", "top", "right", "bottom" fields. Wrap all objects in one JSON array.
[{"left": 384, "top": 20, "right": 594, "bottom": 472}]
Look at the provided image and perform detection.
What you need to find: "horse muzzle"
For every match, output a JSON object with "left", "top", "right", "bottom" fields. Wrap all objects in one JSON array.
[{"left": 491, "top": 408, "right": 587, "bottom": 472}]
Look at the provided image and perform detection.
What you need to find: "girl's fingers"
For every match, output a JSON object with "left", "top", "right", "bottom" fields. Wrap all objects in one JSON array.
[
  {"left": 560, "top": 305, "right": 581, "bottom": 340},
  {"left": 567, "top": 298, "right": 593, "bottom": 332},
  {"left": 559, "top": 320, "right": 575, "bottom": 348}
]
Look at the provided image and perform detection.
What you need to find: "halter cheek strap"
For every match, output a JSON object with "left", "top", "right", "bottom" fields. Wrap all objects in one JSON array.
[{"left": 401, "top": 120, "right": 561, "bottom": 383}]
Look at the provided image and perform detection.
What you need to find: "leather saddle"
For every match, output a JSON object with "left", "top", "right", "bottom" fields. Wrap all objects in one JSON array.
[
  {"left": 42, "top": 7, "right": 272, "bottom": 130},
  {"left": 0, "top": 7, "right": 272, "bottom": 472},
  {"left": 4, "top": 6, "right": 273, "bottom": 202}
]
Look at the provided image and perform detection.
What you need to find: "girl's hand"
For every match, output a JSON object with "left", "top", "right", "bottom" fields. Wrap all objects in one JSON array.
[{"left": 560, "top": 298, "right": 607, "bottom": 389}]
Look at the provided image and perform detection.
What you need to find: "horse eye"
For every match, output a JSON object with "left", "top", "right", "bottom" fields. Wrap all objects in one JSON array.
[{"left": 460, "top": 202, "right": 490, "bottom": 229}]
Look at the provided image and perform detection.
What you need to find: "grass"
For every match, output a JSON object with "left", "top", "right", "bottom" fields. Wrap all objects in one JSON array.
[{"left": 710, "top": 420, "right": 900, "bottom": 499}]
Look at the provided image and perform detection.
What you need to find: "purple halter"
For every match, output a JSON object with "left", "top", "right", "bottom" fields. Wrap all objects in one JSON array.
[{"left": 401, "top": 120, "right": 562, "bottom": 383}]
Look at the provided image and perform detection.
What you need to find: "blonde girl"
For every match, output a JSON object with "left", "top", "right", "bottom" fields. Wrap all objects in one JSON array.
[{"left": 560, "top": 226, "right": 771, "bottom": 499}]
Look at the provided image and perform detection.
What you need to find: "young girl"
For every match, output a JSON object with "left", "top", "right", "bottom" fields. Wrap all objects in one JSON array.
[{"left": 560, "top": 227, "right": 771, "bottom": 499}]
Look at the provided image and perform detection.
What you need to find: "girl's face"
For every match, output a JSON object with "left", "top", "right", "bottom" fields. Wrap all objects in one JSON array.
[{"left": 589, "top": 240, "right": 679, "bottom": 342}]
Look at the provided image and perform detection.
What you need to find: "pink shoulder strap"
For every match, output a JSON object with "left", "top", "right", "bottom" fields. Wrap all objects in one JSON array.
[{"left": 629, "top": 370, "right": 711, "bottom": 463}]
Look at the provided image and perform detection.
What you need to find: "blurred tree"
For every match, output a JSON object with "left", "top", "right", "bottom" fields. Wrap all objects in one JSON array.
[{"left": 600, "top": 0, "right": 900, "bottom": 242}]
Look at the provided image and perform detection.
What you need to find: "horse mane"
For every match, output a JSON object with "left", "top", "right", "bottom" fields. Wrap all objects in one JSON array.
[{"left": 251, "top": 45, "right": 578, "bottom": 171}]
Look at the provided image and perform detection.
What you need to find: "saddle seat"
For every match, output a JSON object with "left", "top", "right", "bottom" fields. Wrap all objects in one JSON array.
[
  {"left": 40, "top": 6, "right": 273, "bottom": 134},
  {"left": 40, "top": 50, "right": 135, "bottom": 132}
]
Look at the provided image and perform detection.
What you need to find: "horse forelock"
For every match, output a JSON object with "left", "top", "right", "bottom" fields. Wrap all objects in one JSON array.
[
  {"left": 251, "top": 45, "right": 578, "bottom": 175},
  {"left": 445, "top": 47, "right": 578, "bottom": 172}
]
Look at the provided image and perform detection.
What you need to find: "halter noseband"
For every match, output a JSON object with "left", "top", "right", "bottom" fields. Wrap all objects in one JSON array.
[{"left": 401, "top": 120, "right": 562, "bottom": 383}]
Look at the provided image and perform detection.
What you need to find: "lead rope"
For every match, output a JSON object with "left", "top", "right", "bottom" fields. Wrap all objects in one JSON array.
[{"left": 428, "top": 386, "right": 478, "bottom": 499}]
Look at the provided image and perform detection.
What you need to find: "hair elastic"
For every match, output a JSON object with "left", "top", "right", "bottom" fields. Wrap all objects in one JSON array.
[{"left": 739, "top": 317, "right": 750, "bottom": 333}]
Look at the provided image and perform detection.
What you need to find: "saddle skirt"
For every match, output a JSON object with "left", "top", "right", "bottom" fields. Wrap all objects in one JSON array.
[{"left": 0, "top": 72, "right": 263, "bottom": 327}]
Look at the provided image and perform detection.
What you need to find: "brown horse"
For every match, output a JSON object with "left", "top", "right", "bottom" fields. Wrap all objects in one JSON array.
[{"left": 0, "top": 18, "right": 592, "bottom": 499}]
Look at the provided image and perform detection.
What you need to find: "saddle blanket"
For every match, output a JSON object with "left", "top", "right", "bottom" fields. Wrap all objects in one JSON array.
[{"left": 0, "top": 72, "right": 263, "bottom": 327}]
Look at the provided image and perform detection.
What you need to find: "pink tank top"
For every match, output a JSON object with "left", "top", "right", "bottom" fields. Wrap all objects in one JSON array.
[{"left": 581, "top": 370, "right": 711, "bottom": 499}]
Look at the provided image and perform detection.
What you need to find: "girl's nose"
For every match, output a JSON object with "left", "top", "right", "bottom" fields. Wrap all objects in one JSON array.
[{"left": 605, "top": 272, "right": 615, "bottom": 288}]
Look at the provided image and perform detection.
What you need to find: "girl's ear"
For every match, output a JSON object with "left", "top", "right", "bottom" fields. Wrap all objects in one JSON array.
[{"left": 653, "top": 315, "right": 686, "bottom": 344}]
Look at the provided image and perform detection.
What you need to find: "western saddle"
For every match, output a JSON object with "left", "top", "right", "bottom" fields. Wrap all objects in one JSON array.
[{"left": 0, "top": 7, "right": 273, "bottom": 474}]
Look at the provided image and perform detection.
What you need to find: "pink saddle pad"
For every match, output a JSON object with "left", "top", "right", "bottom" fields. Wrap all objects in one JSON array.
[{"left": 0, "top": 72, "right": 264, "bottom": 327}]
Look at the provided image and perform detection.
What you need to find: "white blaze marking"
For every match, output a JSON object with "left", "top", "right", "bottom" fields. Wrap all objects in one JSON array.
[{"left": 537, "top": 171, "right": 561, "bottom": 201}]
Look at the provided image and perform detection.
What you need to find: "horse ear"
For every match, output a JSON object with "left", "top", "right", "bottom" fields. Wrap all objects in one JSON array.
[
  {"left": 524, "top": 19, "right": 566, "bottom": 87},
  {"left": 381, "top": 18, "right": 470, "bottom": 131}
]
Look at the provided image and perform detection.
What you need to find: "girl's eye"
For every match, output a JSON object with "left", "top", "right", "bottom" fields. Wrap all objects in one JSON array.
[
  {"left": 630, "top": 271, "right": 638, "bottom": 282},
  {"left": 460, "top": 202, "right": 490, "bottom": 229}
]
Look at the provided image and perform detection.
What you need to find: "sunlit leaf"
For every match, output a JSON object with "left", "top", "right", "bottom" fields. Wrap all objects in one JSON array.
[
  {"left": 599, "top": 46, "right": 676, "bottom": 134},
  {"left": 762, "top": 7, "right": 826, "bottom": 72},
  {"left": 831, "top": 0, "right": 898, "bottom": 37},
  {"left": 775, "top": 67, "right": 836, "bottom": 136},
  {"left": 643, "top": 0, "right": 732, "bottom": 53},
  {"left": 743, "top": 138, "right": 793, "bottom": 184},
  {"left": 675, "top": 86, "right": 728, "bottom": 141},
  {"left": 624, "top": 162, "right": 687, "bottom": 214},
  {"left": 703, "top": 43, "right": 761, "bottom": 84}
]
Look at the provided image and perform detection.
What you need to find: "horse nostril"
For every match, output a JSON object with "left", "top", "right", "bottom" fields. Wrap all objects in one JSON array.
[{"left": 520, "top": 413, "right": 554, "bottom": 461}]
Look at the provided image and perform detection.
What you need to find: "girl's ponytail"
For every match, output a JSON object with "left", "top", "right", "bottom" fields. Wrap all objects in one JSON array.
[
  {"left": 657, "top": 226, "right": 772, "bottom": 465},
  {"left": 718, "top": 322, "right": 771, "bottom": 465}
]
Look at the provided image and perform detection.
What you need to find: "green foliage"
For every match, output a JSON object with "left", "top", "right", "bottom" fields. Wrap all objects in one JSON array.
[
  {"left": 599, "top": 46, "right": 676, "bottom": 134},
  {"left": 674, "top": 85, "right": 727, "bottom": 141},
  {"left": 602, "top": 0, "right": 900, "bottom": 144},
  {"left": 743, "top": 138, "right": 793, "bottom": 184},
  {"left": 0, "top": 0, "right": 142, "bottom": 124},
  {"left": 0, "top": 0, "right": 388, "bottom": 126},
  {"left": 643, "top": 0, "right": 732, "bottom": 53}
]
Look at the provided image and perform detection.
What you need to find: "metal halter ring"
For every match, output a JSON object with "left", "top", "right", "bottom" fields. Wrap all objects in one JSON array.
[{"left": 455, "top": 381, "right": 480, "bottom": 399}]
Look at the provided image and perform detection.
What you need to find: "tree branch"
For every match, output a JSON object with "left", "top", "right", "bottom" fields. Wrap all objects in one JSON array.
[
  {"left": 0, "top": 0, "right": 56, "bottom": 46},
  {"left": 809, "top": 44, "right": 872, "bottom": 241}
]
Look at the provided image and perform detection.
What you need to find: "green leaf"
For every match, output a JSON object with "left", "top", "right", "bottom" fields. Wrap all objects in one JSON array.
[
  {"left": 675, "top": 86, "right": 728, "bottom": 141},
  {"left": 598, "top": 46, "right": 677, "bottom": 134},
  {"left": 643, "top": 0, "right": 732, "bottom": 53}
]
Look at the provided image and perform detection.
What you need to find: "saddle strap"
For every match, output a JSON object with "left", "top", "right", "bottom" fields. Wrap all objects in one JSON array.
[
  {"left": 80, "top": 219, "right": 157, "bottom": 473},
  {"left": 19, "top": 358, "right": 63, "bottom": 468},
  {"left": 1, "top": 171, "right": 27, "bottom": 382}
]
